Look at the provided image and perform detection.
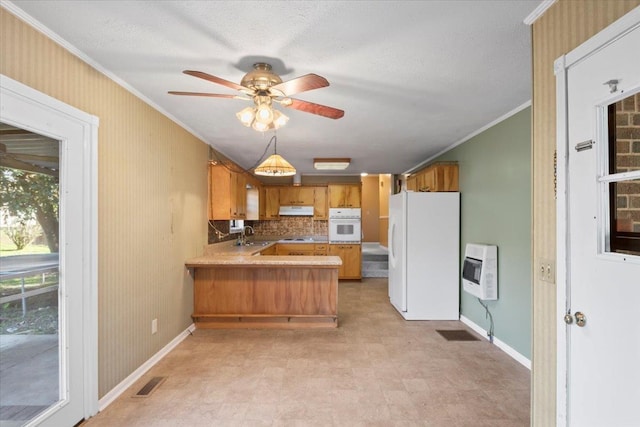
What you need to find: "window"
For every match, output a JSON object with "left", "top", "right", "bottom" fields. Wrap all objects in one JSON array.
[{"left": 607, "top": 93, "right": 640, "bottom": 255}]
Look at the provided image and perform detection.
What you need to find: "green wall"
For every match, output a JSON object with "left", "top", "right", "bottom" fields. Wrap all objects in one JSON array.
[{"left": 436, "top": 106, "right": 531, "bottom": 359}]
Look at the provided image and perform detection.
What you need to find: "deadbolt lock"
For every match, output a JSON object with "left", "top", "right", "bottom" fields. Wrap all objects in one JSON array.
[{"left": 564, "top": 314, "right": 573, "bottom": 325}]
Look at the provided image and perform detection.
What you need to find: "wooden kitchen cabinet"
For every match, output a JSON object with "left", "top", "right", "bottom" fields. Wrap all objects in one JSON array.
[
  {"left": 314, "top": 243, "right": 328, "bottom": 255},
  {"left": 279, "top": 186, "right": 315, "bottom": 206},
  {"left": 406, "top": 162, "right": 459, "bottom": 192},
  {"left": 259, "top": 186, "right": 280, "bottom": 220},
  {"left": 276, "top": 243, "right": 315, "bottom": 256},
  {"left": 313, "top": 186, "right": 328, "bottom": 219},
  {"left": 329, "top": 244, "right": 361, "bottom": 279},
  {"left": 328, "top": 184, "right": 361, "bottom": 208},
  {"left": 208, "top": 164, "right": 247, "bottom": 220},
  {"left": 233, "top": 172, "right": 247, "bottom": 219},
  {"left": 259, "top": 245, "right": 277, "bottom": 255}
]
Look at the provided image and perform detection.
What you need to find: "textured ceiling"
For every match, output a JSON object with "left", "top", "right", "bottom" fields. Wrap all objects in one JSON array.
[{"left": 8, "top": 0, "right": 536, "bottom": 178}]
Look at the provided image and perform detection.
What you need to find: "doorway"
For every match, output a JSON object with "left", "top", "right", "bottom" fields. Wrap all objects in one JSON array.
[
  {"left": 555, "top": 9, "right": 640, "bottom": 426},
  {"left": 0, "top": 75, "right": 98, "bottom": 425}
]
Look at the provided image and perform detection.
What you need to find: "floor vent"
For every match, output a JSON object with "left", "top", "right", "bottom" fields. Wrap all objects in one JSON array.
[
  {"left": 436, "top": 329, "right": 480, "bottom": 341},
  {"left": 133, "top": 376, "right": 166, "bottom": 397}
]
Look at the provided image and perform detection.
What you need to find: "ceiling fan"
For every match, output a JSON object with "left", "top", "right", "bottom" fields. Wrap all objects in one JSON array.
[{"left": 168, "top": 63, "right": 344, "bottom": 131}]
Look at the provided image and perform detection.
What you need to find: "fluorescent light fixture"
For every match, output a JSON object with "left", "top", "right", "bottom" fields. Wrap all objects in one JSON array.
[{"left": 313, "top": 158, "right": 350, "bottom": 170}]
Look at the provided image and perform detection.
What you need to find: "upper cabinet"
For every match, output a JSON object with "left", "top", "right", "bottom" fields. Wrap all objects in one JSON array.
[
  {"left": 328, "top": 184, "right": 361, "bottom": 208},
  {"left": 406, "top": 162, "right": 459, "bottom": 192},
  {"left": 208, "top": 164, "right": 247, "bottom": 220},
  {"left": 279, "top": 187, "right": 315, "bottom": 206},
  {"left": 313, "top": 186, "right": 328, "bottom": 219},
  {"left": 260, "top": 186, "right": 280, "bottom": 220}
]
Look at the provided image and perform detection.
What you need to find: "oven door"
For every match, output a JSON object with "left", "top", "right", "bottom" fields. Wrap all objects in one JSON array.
[{"left": 329, "top": 218, "right": 361, "bottom": 243}]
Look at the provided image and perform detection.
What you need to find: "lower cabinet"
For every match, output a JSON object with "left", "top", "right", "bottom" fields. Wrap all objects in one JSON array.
[
  {"left": 276, "top": 243, "right": 314, "bottom": 256},
  {"left": 259, "top": 245, "right": 277, "bottom": 255},
  {"left": 329, "top": 244, "right": 361, "bottom": 280}
]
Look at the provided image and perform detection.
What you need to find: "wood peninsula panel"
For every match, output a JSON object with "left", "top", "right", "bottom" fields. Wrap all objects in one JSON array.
[{"left": 192, "top": 264, "right": 339, "bottom": 329}]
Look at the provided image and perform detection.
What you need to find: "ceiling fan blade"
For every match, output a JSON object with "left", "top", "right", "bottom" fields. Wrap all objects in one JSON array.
[
  {"left": 285, "top": 98, "right": 344, "bottom": 119},
  {"left": 168, "top": 91, "right": 249, "bottom": 100},
  {"left": 183, "top": 70, "right": 253, "bottom": 94},
  {"left": 270, "top": 74, "right": 329, "bottom": 97}
]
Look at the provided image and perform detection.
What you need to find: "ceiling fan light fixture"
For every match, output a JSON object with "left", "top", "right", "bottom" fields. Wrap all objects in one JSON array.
[
  {"left": 236, "top": 107, "right": 255, "bottom": 126},
  {"left": 314, "top": 158, "right": 351, "bottom": 170},
  {"left": 252, "top": 120, "right": 271, "bottom": 132},
  {"left": 255, "top": 103, "right": 274, "bottom": 124},
  {"left": 272, "top": 110, "right": 289, "bottom": 129}
]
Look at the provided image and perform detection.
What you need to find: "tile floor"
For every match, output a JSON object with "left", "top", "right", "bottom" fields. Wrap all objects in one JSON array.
[{"left": 83, "top": 279, "right": 530, "bottom": 426}]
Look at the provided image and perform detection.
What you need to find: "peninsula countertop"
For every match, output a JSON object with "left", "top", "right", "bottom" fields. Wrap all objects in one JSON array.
[{"left": 185, "top": 239, "right": 342, "bottom": 268}]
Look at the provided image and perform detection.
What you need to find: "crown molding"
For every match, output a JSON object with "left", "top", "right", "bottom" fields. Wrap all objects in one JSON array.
[{"left": 524, "top": 0, "right": 557, "bottom": 26}]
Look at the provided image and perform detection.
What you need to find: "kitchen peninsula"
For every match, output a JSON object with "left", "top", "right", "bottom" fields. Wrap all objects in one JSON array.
[{"left": 185, "top": 241, "right": 341, "bottom": 329}]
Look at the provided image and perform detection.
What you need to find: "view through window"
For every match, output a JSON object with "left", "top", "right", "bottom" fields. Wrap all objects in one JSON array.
[
  {"left": 608, "top": 93, "right": 640, "bottom": 255},
  {"left": 0, "top": 122, "right": 60, "bottom": 424}
]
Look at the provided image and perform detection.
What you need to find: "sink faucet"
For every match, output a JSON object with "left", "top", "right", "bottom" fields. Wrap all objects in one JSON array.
[{"left": 241, "top": 225, "right": 254, "bottom": 245}]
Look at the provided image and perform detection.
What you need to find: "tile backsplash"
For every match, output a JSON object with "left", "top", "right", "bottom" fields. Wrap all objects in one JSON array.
[
  {"left": 208, "top": 218, "right": 328, "bottom": 244},
  {"left": 252, "top": 217, "right": 327, "bottom": 239}
]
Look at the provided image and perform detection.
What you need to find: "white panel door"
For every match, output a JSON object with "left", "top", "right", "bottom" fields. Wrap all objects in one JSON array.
[{"left": 565, "top": 22, "right": 640, "bottom": 426}]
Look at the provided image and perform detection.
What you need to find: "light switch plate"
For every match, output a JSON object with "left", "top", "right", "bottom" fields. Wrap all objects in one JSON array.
[{"left": 539, "top": 259, "right": 555, "bottom": 284}]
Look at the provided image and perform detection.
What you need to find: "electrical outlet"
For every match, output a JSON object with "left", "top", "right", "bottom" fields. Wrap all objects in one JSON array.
[
  {"left": 539, "top": 259, "right": 555, "bottom": 284},
  {"left": 151, "top": 318, "right": 158, "bottom": 335}
]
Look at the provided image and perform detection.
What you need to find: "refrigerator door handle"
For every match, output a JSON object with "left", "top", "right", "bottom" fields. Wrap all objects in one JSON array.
[{"left": 389, "top": 222, "right": 396, "bottom": 266}]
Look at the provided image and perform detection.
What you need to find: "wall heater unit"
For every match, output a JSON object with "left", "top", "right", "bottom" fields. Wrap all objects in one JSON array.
[{"left": 462, "top": 243, "right": 498, "bottom": 300}]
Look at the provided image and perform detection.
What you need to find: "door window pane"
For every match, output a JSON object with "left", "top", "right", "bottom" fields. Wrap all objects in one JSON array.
[
  {"left": 0, "top": 123, "right": 60, "bottom": 424},
  {"left": 608, "top": 92, "right": 640, "bottom": 254},
  {"left": 610, "top": 93, "right": 640, "bottom": 173}
]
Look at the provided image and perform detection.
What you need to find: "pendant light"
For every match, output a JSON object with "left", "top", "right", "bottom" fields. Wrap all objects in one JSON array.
[{"left": 254, "top": 136, "right": 296, "bottom": 176}]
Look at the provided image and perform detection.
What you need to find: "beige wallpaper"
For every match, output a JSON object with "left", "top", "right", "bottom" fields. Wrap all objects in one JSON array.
[
  {"left": 531, "top": 1, "right": 640, "bottom": 424},
  {"left": 1, "top": 9, "right": 209, "bottom": 397}
]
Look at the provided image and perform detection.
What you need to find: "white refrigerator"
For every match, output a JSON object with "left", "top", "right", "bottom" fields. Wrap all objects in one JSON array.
[{"left": 388, "top": 191, "right": 460, "bottom": 320}]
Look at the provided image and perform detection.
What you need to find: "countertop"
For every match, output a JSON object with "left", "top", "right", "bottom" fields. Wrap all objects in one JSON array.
[
  {"left": 186, "top": 239, "right": 342, "bottom": 267},
  {"left": 185, "top": 255, "right": 342, "bottom": 267}
]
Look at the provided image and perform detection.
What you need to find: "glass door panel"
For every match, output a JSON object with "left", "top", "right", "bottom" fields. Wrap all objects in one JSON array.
[{"left": 0, "top": 123, "right": 61, "bottom": 426}]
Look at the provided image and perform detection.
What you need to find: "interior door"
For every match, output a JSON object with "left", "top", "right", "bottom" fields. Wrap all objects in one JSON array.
[{"left": 565, "top": 22, "right": 640, "bottom": 426}]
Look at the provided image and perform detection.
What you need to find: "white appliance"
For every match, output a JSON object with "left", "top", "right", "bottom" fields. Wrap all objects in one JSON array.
[
  {"left": 328, "top": 208, "right": 361, "bottom": 243},
  {"left": 462, "top": 243, "right": 498, "bottom": 300},
  {"left": 388, "top": 191, "right": 460, "bottom": 320}
]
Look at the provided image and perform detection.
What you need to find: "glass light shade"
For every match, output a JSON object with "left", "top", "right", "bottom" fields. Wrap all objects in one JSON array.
[
  {"left": 254, "top": 154, "right": 296, "bottom": 176},
  {"left": 255, "top": 103, "right": 274, "bottom": 124},
  {"left": 272, "top": 110, "right": 289, "bottom": 129},
  {"left": 236, "top": 107, "right": 255, "bottom": 127},
  {"left": 252, "top": 120, "right": 271, "bottom": 132}
]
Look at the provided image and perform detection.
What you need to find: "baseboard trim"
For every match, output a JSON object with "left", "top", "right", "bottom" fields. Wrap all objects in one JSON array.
[
  {"left": 97, "top": 323, "right": 196, "bottom": 411},
  {"left": 460, "top": 315, "right": 531, "bottom": 370}
]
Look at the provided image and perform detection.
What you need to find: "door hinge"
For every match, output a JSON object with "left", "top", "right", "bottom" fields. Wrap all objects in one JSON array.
[{"left": 575, "top": 140, "right": 594, "bottom": 152}]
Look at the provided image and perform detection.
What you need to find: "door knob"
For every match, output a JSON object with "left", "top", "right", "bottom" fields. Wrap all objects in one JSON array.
[{"left": 574, "top": 312, "right": 586, "bottom": 327}]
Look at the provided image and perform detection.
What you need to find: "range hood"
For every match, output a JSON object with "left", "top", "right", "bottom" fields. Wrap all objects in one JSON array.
[{"left": 279, "top": 206, "right": 314, "bottom": 216}]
